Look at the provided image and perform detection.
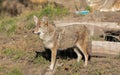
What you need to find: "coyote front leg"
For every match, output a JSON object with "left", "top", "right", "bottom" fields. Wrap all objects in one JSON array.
[{"left": 49, "top": 45, "right": 57, "bottom": 71}]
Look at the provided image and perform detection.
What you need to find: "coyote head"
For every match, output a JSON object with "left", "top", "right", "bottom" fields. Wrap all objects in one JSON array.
[{"left": 33, "top": 16, "right": 49, "bottom": 34}]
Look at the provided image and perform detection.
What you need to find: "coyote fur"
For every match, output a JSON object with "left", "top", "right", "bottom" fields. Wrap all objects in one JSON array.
[{"left": 33, "top": 16, "right": 91, "bottom": 71}]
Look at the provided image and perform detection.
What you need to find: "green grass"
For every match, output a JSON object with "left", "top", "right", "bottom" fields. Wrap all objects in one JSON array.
[
  {"left": 39, "top": 5, "right": 68, "bottom": 18},
  {"left": 2, "top": 48, "right": 26, "bottom": 60},
  {"left": 2, "top": 49, "right": 47, "bottom": 65},
  {"left": 25, "top": 20, "right": 35, "bottom": 30},
  {"left": 24, "top": 4, "right": 68, "bottom": 30},
  {"left": 0, "top": 66, "right": 23, "bottom": 75},
  {"left": 0, "top": 4, "right": 69, "bottom": 35},
  {"left": 0, "top": 17, "right": 17, "bottom": 35},
  {"left": 33, "top": 56, "right": 49, "bottom": 65},
  {"left": 85, "top": 6, "right": 92, "bottom": 12},
  {"left": 26, "top": 4, "right": 68, "bottom": 20},
  {"left": 0, "top": 66, "right": 8, "bottom": 74},
  {"left": 0, "top": 66, "right": 6, "bottom": 72},
  {"left": 7, "top": 68, "right": 23, "bottom": 75}
]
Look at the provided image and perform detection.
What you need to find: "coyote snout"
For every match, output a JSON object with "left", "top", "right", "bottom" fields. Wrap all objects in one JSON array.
[{"left": 33, "top": 16, "right": 91, "bottom": 71}]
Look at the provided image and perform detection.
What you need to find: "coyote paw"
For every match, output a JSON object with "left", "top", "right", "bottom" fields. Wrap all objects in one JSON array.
[
  {"left": 84, "top": 63, "right": 87, "bottom": 68},
  {"left": 47, "top": 68, "right": 53, "bottom": 72},
  {"left": 47, "top": 66, "right": 53, "bottom": 72},
  {"left": 44, "top": 69, "right": 54, "bottom": 75},
  {"left": 56, "top": 62, "right": 64, "bottom": 67}
]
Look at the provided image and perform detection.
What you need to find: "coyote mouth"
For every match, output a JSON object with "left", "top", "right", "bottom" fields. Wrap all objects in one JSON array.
[
  {"left": 35, "top": 32, "right": 40, "bottom": 35},
  {"left": 32, "top": 30, "right": 40, "bottom": 35}
]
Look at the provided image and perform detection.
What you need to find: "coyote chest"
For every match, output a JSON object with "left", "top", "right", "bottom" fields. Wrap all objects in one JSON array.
[{"left": 39, "top": 31, "right": 55, "bottom": 49}]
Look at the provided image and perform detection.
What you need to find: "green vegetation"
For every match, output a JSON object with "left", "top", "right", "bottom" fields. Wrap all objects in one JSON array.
[
  {"left": 26, "top": 4, "right": 68, "bottom": 20},
  {"left": 0, "top": 66, "right": 6, "bottom": 73},
  {"left": 39, "top": 5, "right": 68, "bottom": 18},
  {"left": 2, "top": 48, "right": 26, "bottom": 60},
  {"left": 0, "top": 66, "right": 23, "bottom": 75},
  {"left": 0, "top": 17, "right": 18, "bottom": 35},
  {"left": 25, "top": 22, "right": 35, "bottom": 30},
  {"left": 7, "top": 68, "right": 23, "bottom": 75},
  {"left": 33, "top": 56, "right": 49, "bottom": 65},
  {"left": 85, "top": 6, "right": 92, "bottom": 11},
  {"left": 2, "top": 48, "right": 37, "bottom": 63},
  {"left": 25, "top": 4, "right": 68, "bottom": 30},
  {"left": 0, "top": 66, "right": 8, "bottom": 74},
  {"left": 0, "top": 4, "right": 69, "bottom": 35},
  {"left": 1, "top": 1, "right": 120, "bottom": 75}
]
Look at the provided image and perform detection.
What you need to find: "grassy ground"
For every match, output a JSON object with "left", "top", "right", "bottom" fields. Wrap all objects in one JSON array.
[{"left": 0, "top": 2, "right": 120, "bottom": 75}]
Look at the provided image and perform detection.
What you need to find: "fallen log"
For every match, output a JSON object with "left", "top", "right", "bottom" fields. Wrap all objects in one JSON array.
[
  {"left": 55, "top": 21, "right": 118, "bottom": 27},
  {"left": 55, "top": 22, "right": 120, "bottom": 31},
  {"left": 92, "top": 41, "right": 120, "bottom": 56}
]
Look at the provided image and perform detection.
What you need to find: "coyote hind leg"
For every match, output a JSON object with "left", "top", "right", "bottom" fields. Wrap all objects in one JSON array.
[
  {"left": 74, "top": 47, "right": 82, "bottom": 62},
  {"left": 76, "top": 42, "right": 88, "bottom": 67}
]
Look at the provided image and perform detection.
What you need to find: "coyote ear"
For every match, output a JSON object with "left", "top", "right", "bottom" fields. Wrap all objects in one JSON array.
[
  {"left": 42, "top": 16, "right": 48, "bottom": 25},
  {"left": 33, "top": 15, "right": 38, "bottom": 25}
]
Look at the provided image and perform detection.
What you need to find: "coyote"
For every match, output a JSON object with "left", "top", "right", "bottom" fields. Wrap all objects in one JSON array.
[
  {"left": 87, "top": 0, "right": 120, "bottom": 12},
  {"left": 33, "top": 16, "right": 91, "bottom": 71}
]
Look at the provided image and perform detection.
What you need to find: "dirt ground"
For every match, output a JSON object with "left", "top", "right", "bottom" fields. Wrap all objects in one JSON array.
[{"left": 0, "top": 0, "right": 120, "bottom": 75}]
